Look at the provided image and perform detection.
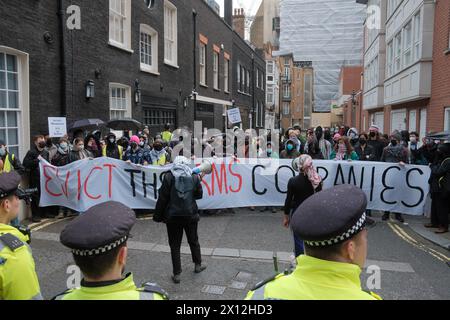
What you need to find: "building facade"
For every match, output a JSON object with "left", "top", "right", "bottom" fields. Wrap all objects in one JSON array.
[
  {"left": 277, "top": 55, "right": 314, "bottom": 131},
  {"left": 428, "top": 0, "right": 450, "bottom": 133},
  {"left": 0, "top": 0, "right": 265, "bottom": 160},
  {"left": 361, "top": 0, "right": 436, "bottom": 138},
  {"left": 338, "top": 66, "right": 364, "bottom": 131}
]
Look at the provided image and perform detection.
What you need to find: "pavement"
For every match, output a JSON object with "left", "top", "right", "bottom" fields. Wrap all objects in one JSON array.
[{"left": 26, "top": 208, "right": 450, "bottom": 300}]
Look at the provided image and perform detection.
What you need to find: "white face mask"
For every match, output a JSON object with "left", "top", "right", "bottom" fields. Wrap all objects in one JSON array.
[{"left": 410, "top": 137, "right": 417, "bottom": 143}]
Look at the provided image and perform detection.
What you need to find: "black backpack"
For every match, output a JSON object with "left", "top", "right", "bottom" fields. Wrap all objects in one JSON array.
[{"left": 167, "top": 175, "right": 197, "bottom": 217}]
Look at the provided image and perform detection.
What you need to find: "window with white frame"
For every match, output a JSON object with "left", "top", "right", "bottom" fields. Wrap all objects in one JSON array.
[
  {"left": 387, "top": 41, "right": 394, "bottom": 77},
  {"left": 445, "top": 107, "right": 450, "bottom": 131},
  {"left": 256, "top": 69, "right": 259, "bottom": 88},
  {"left": 394, "top": 32, "right": 402, "bottom": 73},
  {"left": 246, "top": 70, "right": 250, "bottom": 93},
  {"left": 267, "top": 61, "right": 274, "bottom": 75},
  {"left": 224, "top": 58, "right": 229, "bottom": 92},
  {"left": 259, "top": 102, "right": 264, "bottom": 127},
  {"left": 109, "top": 0, "right": 131, "bottom": 50},
  {"left": 140, "top": 24, "right": 158, "bottom": 74},
  {"left": 213, "top": 52, "right": 219, "bottom": 90},
  {"left": 199, "top": 43, "right": 206, "bottom": 86},
  {"left": 267, "top": 84, "right": 274, "bottom": 103},
  {"left": 110, "top": 84, "right": 131, "bottom": 120},
  {"left": 237, "top": 63, "right": 241, "bottom": 90},
  {"left": 413, "top": 12, "right": 421, "bottom": 61},
  {"left": 283, "top": 102, "right": 290, "bottom": 115},
  {"left": 0, "top": 52, "right": 20, "bottom": 158},
  {"left": 164, "top": 1, "right": 177, "bottom": 66},
  {"left": 403, "top": 21, "right": 412, "bottom": 67},
  {"left": 283, "top": 84, "right": 290, "bottom": 98}
]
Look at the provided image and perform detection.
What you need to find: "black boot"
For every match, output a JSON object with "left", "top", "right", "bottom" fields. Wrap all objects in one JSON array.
[{"left": 395, "top": 213, "right": 405, "bottom": 223}]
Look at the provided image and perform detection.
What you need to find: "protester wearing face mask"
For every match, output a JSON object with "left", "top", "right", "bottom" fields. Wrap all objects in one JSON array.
[
  {"left": 331, "top": 136, "right": 359, "bottom": 161},
  {"left": 23, "top": 135, "right": 51, "bottom": 222},
  {"left": 44, "top": 134, "right": 58, "bottom": 164},
  {"left": 354, "top": 133, "right": 376, "bottom": 162},
  {"left": 148, "top": 139, "right": 170, "bottom": 165},
  {"left": 305, "top": 130, "right": 324, "bottom": 160},
  {"left": 367, "top": 125, "right": 384, "bottom": 161},
  {"left": 52, "top": 138, "right": 70, "bottom": 167},
  {"left": 139, "top": 135, "right": 151, "bottom": 152},
  {"left": 408, "top": 132, "right": 427, "bottom": 165},
  {"left": 84, "top": 134, "right": 101, "bottom": 158},
  {"left": 280, "top": 140, "right": 301, "bottom": 159},
  {"left": 380, "top": 133, "right": 408, "bottom": 223},
  {"left": 51, "top": 138, "right": 77, "bottom": 219},
  {"left": 102, "top": 133, "right": 123, "bottom": 160},
  {"left": 419, "top": 136, "right": 438, "bottom": 164},
  {"left": 346, "top": 128, "right": 360, "bottom": 147},
  {"left": 68, "top": 138, "right": 93, "bottom": 163},
  {"left": 315, "top": 126, "right": 332, "bottom": 160},
  {"left": 123, "top": 135, "right": 147, "bottom": 165}
]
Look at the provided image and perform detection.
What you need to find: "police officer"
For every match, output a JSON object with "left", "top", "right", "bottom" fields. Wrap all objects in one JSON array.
[
  {"left": 53, "top": 201, "right": 169, "bottom": 300},
  {"left": 0, "top": 171, "right": 42, "bottom": 300},
  {"left": 246, "top": 184, "right": 381, "bottom": 300}
]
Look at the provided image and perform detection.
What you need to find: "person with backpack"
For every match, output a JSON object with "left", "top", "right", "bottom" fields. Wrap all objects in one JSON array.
[
  {"left": 426, "top": 143, "right": 450, "bottom": 234},
  {"left": 153, "top": 156, "right": 206, "bottom": 284}
]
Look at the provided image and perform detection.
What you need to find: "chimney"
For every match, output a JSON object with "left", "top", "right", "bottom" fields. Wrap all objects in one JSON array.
[
  {"left": 224, "top": 0, "right": 233, "bottom": 26},
  {"left": 233, "top": 8, "right": 245, "bottom": 39}
]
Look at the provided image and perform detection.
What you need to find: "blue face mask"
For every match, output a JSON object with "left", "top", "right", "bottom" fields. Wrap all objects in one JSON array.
[{"left": 287, "top": 144, "right": 294, "bottom": 151}]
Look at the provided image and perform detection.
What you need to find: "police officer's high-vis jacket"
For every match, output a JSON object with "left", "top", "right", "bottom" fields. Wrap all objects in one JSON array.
[
  {"left": 0, "top": 224, "right": 42, "bottom": 300},
  {"left": 53, "top": 273, "right": 168, "bottom": 300},
  {"left": 246, "top": 255, "right": 381, "bottom": 300}
]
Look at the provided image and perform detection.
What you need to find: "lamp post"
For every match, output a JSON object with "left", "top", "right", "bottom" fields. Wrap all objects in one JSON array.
[
  {"left": 134, "top": 79, "right": 141, "bottom": 105},
  {"left": 85, "top": 80, "right": 95, "bottom": 100},
  {"left": 351, "top": 90, "right": 357, "bottom": 128}
]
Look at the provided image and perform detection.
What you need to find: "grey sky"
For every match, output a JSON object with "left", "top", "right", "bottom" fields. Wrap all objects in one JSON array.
[{"left": 216, "top": 0, "right": 263, "bottom": 17}]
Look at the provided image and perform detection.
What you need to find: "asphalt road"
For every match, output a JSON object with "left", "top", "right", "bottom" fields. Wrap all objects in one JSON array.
[{"left": 28, "top": 209, "right": 450, "bottom": 300}]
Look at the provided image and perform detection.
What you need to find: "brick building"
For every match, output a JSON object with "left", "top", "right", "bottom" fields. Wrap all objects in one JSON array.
[
  {"left": 428, "top": 0, "right": 450, "bottom": 132},
  {"left": 0, "top": 0, "right": 264, "bottom": 160},
  {"left": 338, "top": 66, "right": 364, "bottom": 131},
  {"left": 360, "top": 0, "right": 436, "bottom": 139}
]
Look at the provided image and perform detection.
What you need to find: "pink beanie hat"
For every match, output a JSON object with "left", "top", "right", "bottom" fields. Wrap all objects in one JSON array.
[{"left": 130, "top": 135, "right": 140, "bottom": 144}]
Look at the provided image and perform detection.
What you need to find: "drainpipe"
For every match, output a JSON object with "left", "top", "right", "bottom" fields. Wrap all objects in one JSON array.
[
  {"left": 193, "top": 9, "right": 198, "bottom": 122},
  {"left": 252, "top": 54, "right": 256, "bottom": 129},
  {"left": 57, "top": 0, "right": 67, "bottom": 117}
]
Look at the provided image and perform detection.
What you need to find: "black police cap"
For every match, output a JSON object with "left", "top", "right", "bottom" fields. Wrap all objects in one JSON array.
[
  {"left": 0, "top": 171, "right": 21, "bottom": 199},
  {"left": 60, "top": 201, "right": 136, "bottom": 256},
  {"left": 291, "top": 184, "right": 367, "bottom": 247}
]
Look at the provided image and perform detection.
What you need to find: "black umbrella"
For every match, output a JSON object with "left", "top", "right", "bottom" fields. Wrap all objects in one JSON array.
[
  {"left": 426, "top": 131, "right": 450, "bottom": 140},
  {"left": 107, "top": 118, "right": 143, "bottom": 131},
  {"left": 69, "top": 119, "right": 105, "bottom": 131}
]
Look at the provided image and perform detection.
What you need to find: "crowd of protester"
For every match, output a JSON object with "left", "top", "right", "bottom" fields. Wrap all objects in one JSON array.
[{"left": 13, "top": 122, "right": 448, "bottom": 233}]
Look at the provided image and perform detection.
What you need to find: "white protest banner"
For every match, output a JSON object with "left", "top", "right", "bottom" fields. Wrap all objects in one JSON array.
[
  {"left": 39, "top": 157, "right": 430, "bottom": 215},
  {"left": 48, "top": 117, "right": 67, "bottom": 138},
  {"left": 227, "top": 108, "right": 242, "bottom": 124}
]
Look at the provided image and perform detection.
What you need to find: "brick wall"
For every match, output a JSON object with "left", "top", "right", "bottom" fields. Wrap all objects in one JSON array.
[{"left": 428, "top": 0, "right": 450, "bottom": 132}]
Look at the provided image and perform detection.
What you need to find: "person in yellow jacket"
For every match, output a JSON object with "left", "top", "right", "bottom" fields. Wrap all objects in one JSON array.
[
  {"left": 0, "top": 140, "right": 26, "bottom": 227},
  {"left": 52, "top": 201, "right": 169, "bottom": 300},
  {"left": 161, "top": 124, "right": 172, "bottom": 144},
  {"left": 0, "top": 171, "right": 42, "bottom": 300},
  {"left": 246, "top": 184, "right": 381, "bottom": 301}
]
